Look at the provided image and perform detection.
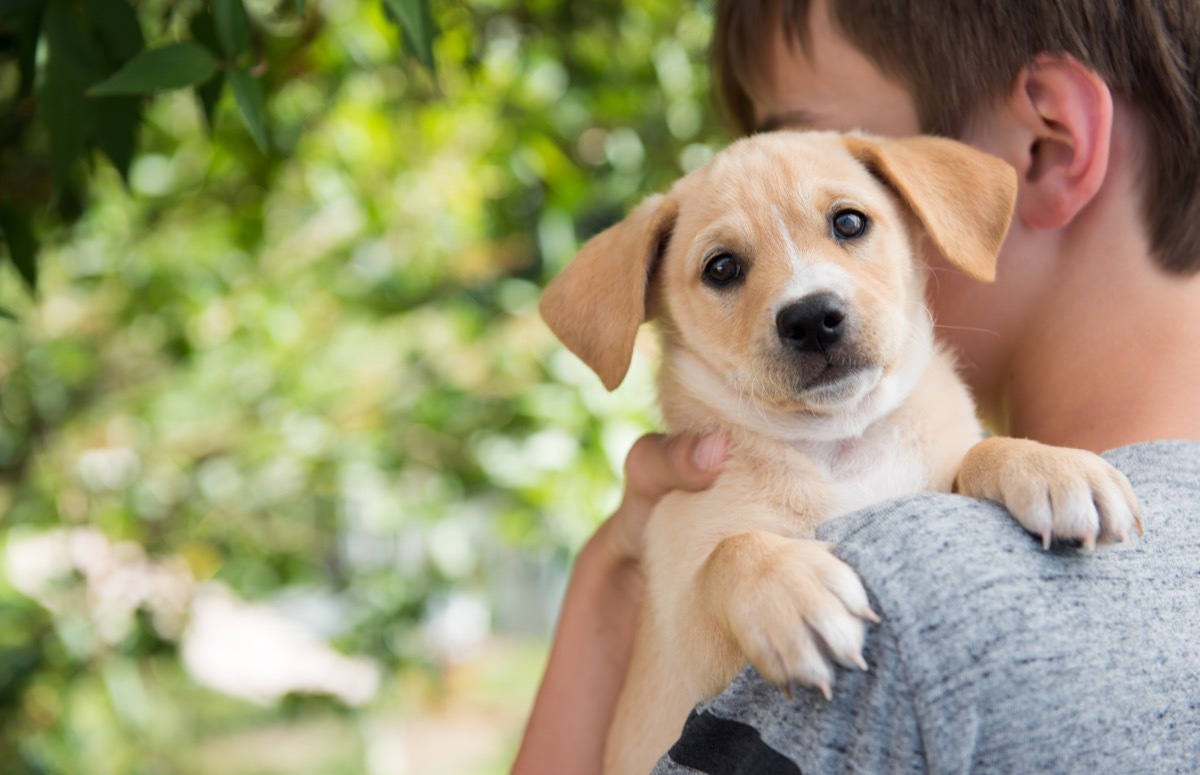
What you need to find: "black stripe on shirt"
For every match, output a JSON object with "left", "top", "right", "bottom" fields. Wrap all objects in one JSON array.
[{"left": 665, "top": 709, "right": 801, "bottom": 774}]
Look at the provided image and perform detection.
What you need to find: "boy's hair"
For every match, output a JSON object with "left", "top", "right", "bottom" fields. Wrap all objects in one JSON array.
[{"left": 713, "top": 0, "right": 1200, "bottom": 274}]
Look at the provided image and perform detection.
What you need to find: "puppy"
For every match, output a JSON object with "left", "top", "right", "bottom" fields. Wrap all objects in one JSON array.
[{"left": 539, "top": 131, "right": 1142, "bottom": 774}]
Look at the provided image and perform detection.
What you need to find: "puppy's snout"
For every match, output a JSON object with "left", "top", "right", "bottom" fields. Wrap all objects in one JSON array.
[{"left": 776, "top": 294, "right": 846, "bottom": 354}]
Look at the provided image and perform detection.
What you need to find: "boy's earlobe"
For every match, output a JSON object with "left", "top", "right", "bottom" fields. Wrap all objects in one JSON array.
[{"left": 1009, "top": 53, "right": 1114, "bottom": 230}]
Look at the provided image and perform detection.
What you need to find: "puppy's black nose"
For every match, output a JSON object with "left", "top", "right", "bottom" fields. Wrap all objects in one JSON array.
[{"left": 776, "top": 294, "right": 846, "bottom": 354}]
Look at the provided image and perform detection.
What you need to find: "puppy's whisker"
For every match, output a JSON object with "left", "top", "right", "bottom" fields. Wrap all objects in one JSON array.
[
  {"left": 903, "top": 298, "right": 936, "bottom": 326},
  {"left": 738, "top": 369, "right": 769, "bottom": 427},
  {"left": 925, "top": 265, "right": 944, "bottom": 298},
  {"left": 898, "top": 301, "right": 929, "bottom": 336},
  {"left": 755, "top": 374, "right": 772, "bottom": 425},
  {"left": 933, "top": 324, "right": 1001, "bottom": 338},
  {"left": 752, "top": 372, "right": 773, "bottom": 426},
  {"left": 895, "top": 303, "right": 934, "bottom": 351},
  {"left": 899, "top": 298, "right": 1000, "bottom": 339}
]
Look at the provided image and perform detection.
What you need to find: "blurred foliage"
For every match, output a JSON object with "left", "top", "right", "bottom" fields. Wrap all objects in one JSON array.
[
  {"left": 0, "top": 0, "right": 723, "bottom": 772},
  {"left": 0, "top": 0, "right": 444, "bottom": 291}
]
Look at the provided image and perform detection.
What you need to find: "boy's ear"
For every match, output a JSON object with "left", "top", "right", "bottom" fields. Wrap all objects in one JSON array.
[
  {"left": 842, "top": 134, "right": 1018, "bottom": 282},
  {"left": 1004, "top": 53, "right": 1114, "bottom": 230},
  {"left": 540, "top": 194, "right": 678, "bottom": 390}
]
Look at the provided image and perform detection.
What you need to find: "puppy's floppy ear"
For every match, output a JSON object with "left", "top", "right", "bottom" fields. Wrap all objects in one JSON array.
[
  {"left": 540, "top": 194, "right": 678, "bottom": 390},
  {"left": 842, "top": 134, "right": 1017, "bottom": 282}
]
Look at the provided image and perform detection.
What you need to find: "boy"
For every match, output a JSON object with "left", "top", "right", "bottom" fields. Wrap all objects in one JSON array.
[{"left": 514, "top": 1, "right": 1200, "bottom": 771}]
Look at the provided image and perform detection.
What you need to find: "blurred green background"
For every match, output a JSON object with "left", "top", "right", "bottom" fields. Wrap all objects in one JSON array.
[{"left": 0, "top": 0, "right": 723, "bottom": 772}]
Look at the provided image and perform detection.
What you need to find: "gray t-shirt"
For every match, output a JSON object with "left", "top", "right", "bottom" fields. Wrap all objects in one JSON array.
[{"left": 653, "top": 441, "right": 1200, "bottom": 774}]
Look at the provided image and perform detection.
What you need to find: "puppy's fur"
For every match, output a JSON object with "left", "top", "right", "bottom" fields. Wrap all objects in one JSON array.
[{"left": 540, "top": 131, "right": 1142, "bottom": 774}]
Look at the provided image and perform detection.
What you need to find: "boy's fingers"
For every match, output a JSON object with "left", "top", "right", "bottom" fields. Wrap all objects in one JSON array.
[{"left": 624, "top": 433, "right": 728, "bottom": 503}]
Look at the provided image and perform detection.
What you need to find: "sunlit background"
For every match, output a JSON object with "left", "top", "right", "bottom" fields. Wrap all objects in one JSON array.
[{"left": 0, "top": 0, "right": 723, "bottom": 772}]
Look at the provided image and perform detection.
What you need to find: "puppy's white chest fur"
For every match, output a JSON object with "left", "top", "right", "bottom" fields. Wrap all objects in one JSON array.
[{"left": 799, "top": 425, "right": 929, "bottom": 516}]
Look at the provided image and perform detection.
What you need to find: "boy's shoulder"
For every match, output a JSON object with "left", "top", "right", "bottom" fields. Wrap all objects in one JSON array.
[
  {"left": 819, "top": 440, "right": 1200, "bottom": 675},
  {"left": 821, "top": 438, "right": 1200, "bottom": 563},
  {"left": 656, "top": 440, "right": 1200, "bottom": 774}
]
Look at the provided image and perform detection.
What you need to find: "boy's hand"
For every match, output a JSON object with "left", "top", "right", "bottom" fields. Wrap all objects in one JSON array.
[{"left": 599, "top": 432, "right": 729, "bottom": 568}]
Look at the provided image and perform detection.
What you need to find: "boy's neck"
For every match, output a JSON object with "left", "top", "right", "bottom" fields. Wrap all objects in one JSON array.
[{"left": 1001, "top": 166, "right": 1200, "bottom": 453}]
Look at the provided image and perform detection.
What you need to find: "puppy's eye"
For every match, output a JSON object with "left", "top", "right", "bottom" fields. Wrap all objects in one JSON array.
[
  {"left": 703, "top": 254, "right": 742, "bottom": 287},
  {"left": 832, "top": 209, "right": 868, "bottom": 240}
]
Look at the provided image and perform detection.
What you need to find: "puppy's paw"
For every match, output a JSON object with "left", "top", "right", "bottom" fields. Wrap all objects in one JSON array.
[
  {"left": 720, "top": 538, "right": 876, "bottom": 699},
  {"left": 957, "top": 437, "right": 1143, "bottom": 549}
]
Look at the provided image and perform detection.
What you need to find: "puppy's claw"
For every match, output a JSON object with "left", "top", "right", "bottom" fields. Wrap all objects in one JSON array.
[
  {"left": 850, "top": 652, "right": 868, "bottom": 672},
  {"left": 1041, "top": 530, "right": 1052, "bottom": 551},
  {"left": 727, "top": 540, "right": 866, "bottom": 706},
  {"left": 860, "top": 606, "right": 881, "bottom": 623},
  {"left": 772, "top": 649, "right": 791, "bottom": 698},
  {"left": 1135, "top": 514, "right": 1145, "bottom": 537}
]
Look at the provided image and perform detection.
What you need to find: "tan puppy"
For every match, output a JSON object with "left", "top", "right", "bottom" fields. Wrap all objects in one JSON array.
[{"left": 540, "top": 131, "right": 1142, "bottom": 775}]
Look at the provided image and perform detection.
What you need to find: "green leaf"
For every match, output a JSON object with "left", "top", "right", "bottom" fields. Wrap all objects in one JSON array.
[
  {"left": 188, "top": 7, "right": 224, "bottom": 131},
  {"left": 228, "top": 68, "right": 268, "bottom": 151},
  {"left": 0, "top": 306, "right": 15, "bottom": 321},
  {"left": 382, "top": 0, "right": 437, "bottom": 71},
  {"left": 196, "top": 72, "right": 225, "bottom": 132},
  {"left": 0, "top": 207, "right": 39, "bottom": 292},
  {"left": 214, "top": 0, "right": 250, "bottom": 57},
  {"left": 11, "top": 3, "right": 42, "bottom": 96},
  {"left": 94, "top": 96, "right": 141, "bottom": 180},
  {"left": 40, "top": 0, "right": 97, "bottom": 191},
  {"left": 189, "top": 7, "right": 221, "bottom": 51},
  {"left": 0, "top": 0, "right": 41, "bottom": 18},
  {"left": 88, "top": 42, "right": 219, "bottom": 96},
  {"left": 85, "top": 0, "right": 145, "bottom": 64}
]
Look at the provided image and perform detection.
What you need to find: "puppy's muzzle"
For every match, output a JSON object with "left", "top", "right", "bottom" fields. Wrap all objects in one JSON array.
[{"left": 776, "top": 293, "right": 846, "bottom": 355}]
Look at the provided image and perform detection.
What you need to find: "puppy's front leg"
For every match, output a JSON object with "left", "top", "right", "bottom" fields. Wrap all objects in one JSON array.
[
  {"left": 957, "top": 437, "right": 1144, "bottom": 548},
  {"left": 697, "top": 531, "right": 877, "bottom": 698}
]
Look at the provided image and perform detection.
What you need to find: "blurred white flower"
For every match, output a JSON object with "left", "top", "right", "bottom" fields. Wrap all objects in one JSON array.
[
  {"left": 421, "top": 592, "right": 490, "bottom": 665},
  {"left": 182, "top": 583, "right": 381, "bottom": 707},
  {"left": 6, "top": 529, "right": 378, "bottom": 708},
  {"left": 4, "top": 527, "right": 192, "bottom": 642},
  {"left": 5, "top": 528, "right": 75, "bottom": 610},
  {"left": 78, "top": 446, "right": 140, "bottom": 492}
]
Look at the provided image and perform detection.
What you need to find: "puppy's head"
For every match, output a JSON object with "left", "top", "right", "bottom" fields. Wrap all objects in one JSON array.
[{"left": 541, "top": 131, "right": 1016, "bottom": 423}]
